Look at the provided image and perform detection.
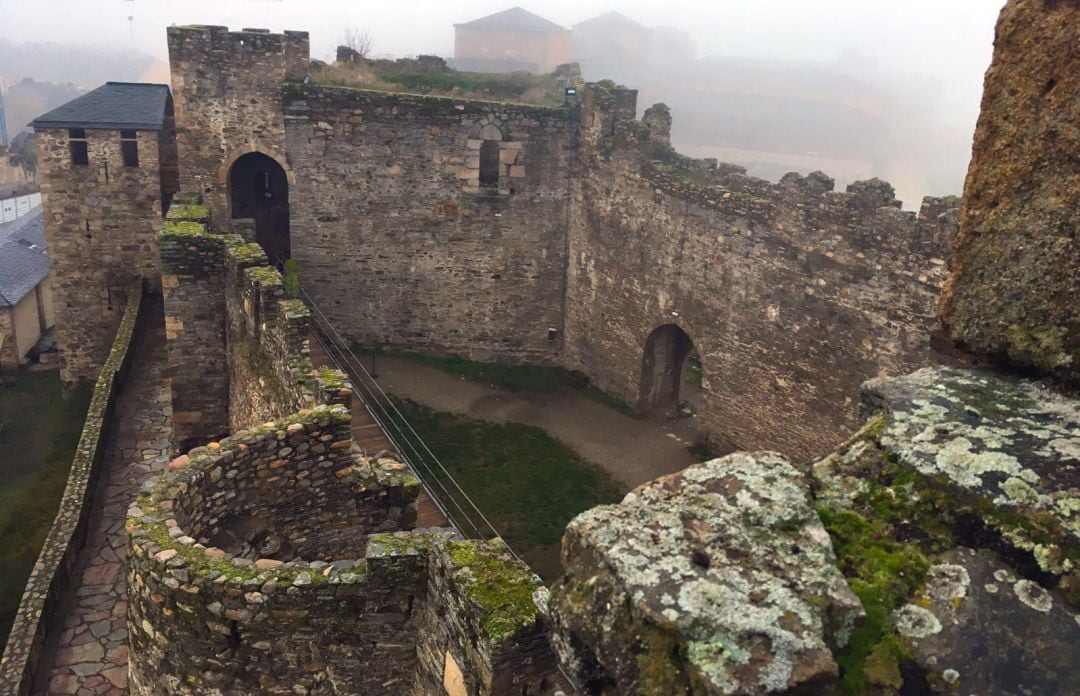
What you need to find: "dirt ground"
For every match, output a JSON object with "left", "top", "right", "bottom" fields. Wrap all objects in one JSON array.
[{"left": 370, "top": 356, "right": 716, "bottom": 491}]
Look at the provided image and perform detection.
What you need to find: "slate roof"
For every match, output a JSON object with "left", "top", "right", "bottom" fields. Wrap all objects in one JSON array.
[
  {"left": 30, "top": 82, "right": 170, "bottom": 131},
  {"left": 0, "top": 207, "right": 48, "bottom": 308},
  {"left": 455, "top": 7, "right": 567, "bottom": 33}
]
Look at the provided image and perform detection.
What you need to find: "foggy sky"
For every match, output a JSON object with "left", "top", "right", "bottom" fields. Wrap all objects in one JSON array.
[{"left": 3, "top": 1, "right": 1002, "bottom": 124}]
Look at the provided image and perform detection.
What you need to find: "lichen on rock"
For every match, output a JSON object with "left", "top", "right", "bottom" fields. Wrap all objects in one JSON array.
[
  {"left": 549, "top": 452, "right": 863, "bottom": 695},
  {"left": 861, "top": 367, "right": 1080, "bottom": 584}
]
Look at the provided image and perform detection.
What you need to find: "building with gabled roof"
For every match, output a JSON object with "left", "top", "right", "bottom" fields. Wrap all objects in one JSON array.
[
  {"left": 453, "top": 6, "right": 571, "bottom": 73},
  {"left": 0, "top": 206, "right": 54, "bottom": 374}
]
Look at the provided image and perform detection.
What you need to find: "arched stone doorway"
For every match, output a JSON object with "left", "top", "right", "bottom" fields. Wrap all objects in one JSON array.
[
  {"left": 639, "top": 324, "right": 697, "bottom": 414},
  {"left": 228, "top": 152, "right": 290, "bottom": 263}
]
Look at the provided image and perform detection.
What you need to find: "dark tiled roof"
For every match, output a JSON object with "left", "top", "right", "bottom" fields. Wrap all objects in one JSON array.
[
  {"left": 455, "top": 7, "right": 566, "bottom": 33},
  {"left": 31, "top": 82, "right": 170, "bottom": 131},
  {"left": 0, "top": 207, "right": 48, "bottom": 307}
]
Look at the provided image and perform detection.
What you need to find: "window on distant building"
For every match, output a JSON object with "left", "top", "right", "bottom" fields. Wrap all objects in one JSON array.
[
  {"left": 120, "top": 130, "right": 139, "bottom": 167},
  {"left": 479, "top": 140, "right": 499, "bottom": 189},
  {"left": 69, "top": 128, "right": 88, "bottom": 166}
]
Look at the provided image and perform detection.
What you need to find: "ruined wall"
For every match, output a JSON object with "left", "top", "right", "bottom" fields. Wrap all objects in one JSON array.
[
  {"left": 940, "top": 0, "right": 1079, "bottom": 384},
  {"left": 563, "top": 88, "right": 958, "bottom": 459},
  {"left": 412, "top": 537, "right": 561, "bottom": 696},
  {"left": 172, "top": 411, "right": 417, "bottom": 560},
  {"left": 127, "top": 407, "right": 561, "bottom": 696},
  {"left": 167, "top": 25, "right": 308, "bottom": 230},
  {"left": 159, "top": 208, "right": 229, "bottom": 448},
  {"left": 161, "top": 198, "right": 349, "bottom": 449},
  {"left": 126, "top": 408, "right": 425, "bottom": 694},
  {"left": 283, "top": 85, "right": 574, "bottom": 361},
  {"left": 35, "top": 127, "right": 164, "bottom": 384}
]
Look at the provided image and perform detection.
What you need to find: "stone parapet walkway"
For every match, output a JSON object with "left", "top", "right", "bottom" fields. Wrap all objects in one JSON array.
[{"left": 38, "top": 311, "right": 172, "bottom": 695}]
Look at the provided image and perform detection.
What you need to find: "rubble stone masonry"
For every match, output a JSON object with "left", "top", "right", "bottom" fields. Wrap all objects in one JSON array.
[
  {"left": 283, "top": 85, "right": 575, "bottom": 362},
  {"left": 167, "top": 25, "right": 308, "bottom": 231},
  {"left": 36, "top": 127, "right": 165, "bottom": 384},
  {"left": 164, "top": 24, "right": 958, "bottom": 459},
  {"left": 563, "top": 87, "right": 958, "bottom": 459}
]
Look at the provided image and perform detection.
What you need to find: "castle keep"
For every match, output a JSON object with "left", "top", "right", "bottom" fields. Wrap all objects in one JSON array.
[
  {"left": 3, "top": 1, "right": 1076, "bottom": 694},
  {"left": 152, "top": 23, "right": 954, "bottom": 461}
]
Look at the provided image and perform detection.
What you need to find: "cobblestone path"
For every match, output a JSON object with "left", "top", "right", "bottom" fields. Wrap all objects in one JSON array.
[{"left": 39, "top": 312, "right": 172, "bottom": 695}]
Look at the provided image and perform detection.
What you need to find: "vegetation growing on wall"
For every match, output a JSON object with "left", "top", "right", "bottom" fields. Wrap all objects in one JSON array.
[{"left": 310, "top": 56, "right": 566, "bottom": 106}]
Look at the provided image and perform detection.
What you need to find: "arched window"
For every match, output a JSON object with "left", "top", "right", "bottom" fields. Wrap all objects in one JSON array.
[{"left": 479, "top": 140, "right": 500, "bottom": 189}]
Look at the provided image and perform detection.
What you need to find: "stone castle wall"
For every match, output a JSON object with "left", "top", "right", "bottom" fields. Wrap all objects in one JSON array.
[
  {"left": 36, "top": 127, "right": 165, "bottom": 384},
  {"left": 160, "top": 199, "right": 349, "bottom": 449},
  {"left": 283, "top": 85, "right": 575, "bottom": 361},
  {"left": 562, "top": 87, "right": 958, "bottom": 458},
  {"left": 0, "top": 286, "right": 144, "bottom": 694},
  {"left": 167, "top": 25, "right": 308, "bottom": 231},
  {"left": 162, "top": 25, "right": 958, "bottom": 457},
  {"left": 127, "top": 407, "right": 561, "bottom": 695}
]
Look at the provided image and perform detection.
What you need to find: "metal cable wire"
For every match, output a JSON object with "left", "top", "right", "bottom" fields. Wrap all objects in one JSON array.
[
  {"left": 295, "top": 284, "right": 525, "bottom": 562},
  {"left": 306, "top": 317, "right": 477, "bottom": 536},
  {"left": 306, "top": 300, "right": 497, "bottom": 543}
]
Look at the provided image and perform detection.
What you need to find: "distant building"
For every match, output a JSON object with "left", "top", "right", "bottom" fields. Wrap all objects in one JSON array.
[
  {"left": 0, "top": 207, "right": 53, "bottom": 375},
  {"left": 572, "top": 12, "right": 651, "bottom": 84},
  {"left": 453, "top": 7, "right": 571, "bottom": 73}
]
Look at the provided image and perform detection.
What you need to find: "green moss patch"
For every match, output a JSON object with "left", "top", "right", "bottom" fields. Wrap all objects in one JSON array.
[
  {"left": 445, "top": 540, "right": 541, "bottom": 643},
  {"left": 161, "top": 220, "right": 208, "bottom": 236},
  {"left": 166, "top": 203, "right": 210, "bottom": 222},
  {"left": 819, "top": 506, "right": 927, "bottom": 694}
]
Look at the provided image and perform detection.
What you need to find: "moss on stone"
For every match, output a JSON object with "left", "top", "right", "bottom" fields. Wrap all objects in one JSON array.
[
  {"left": 166, "top": 203, "right": 210, "bottom": 222},
  {"left": 161, "top": 220, "right": 208, "bottom": 236},
  {"left": 818, "top": 505, "right": 927, "bottom": 695},
  {"left": 445, "top": 540, "right": 541, "bottom": 644},
  {"left": 227, "top": 242, "right": 268, "bottom": 265},
  {"left": 245, "top": 265, "right": 283, "bottom": 286},
  {"left": 1006, "top": 324, "right": 1075, "bottom": 372}
]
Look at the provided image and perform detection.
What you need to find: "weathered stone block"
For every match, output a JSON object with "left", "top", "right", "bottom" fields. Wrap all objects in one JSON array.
[
  {"left": 550, "top": 452, "right": 862, "bottom": 694},
  {"left": 940, "top": 0, "right": 1080, "bottom": 383}
]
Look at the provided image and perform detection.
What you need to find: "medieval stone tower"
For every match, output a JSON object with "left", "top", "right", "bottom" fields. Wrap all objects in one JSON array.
[{"left": 31, "top": 83, "right": 179, "bottom": 385}]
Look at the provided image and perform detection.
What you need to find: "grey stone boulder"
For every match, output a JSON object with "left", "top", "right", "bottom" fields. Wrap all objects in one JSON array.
[
  {"left": 896, "top": 547, "right": 1080, "bottom": 694},
  {"left": 861, "top": 367, "right": 1080, "bottom": 590},
  {"left": 548, "top": 452, "right": 863, "bottom": 695}
]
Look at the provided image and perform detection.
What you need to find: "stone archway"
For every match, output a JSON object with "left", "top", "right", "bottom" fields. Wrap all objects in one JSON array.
[
  {"left": 639, "top": 324, "right": 696, "bottom": 413},
  {"left": 228, "top": 152, "right": 290, "bottom": 263}
]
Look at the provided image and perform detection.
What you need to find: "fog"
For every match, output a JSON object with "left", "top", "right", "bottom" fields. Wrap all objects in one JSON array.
[{"left": 0, "top": 0, "right": 1004, "bottom": 205}]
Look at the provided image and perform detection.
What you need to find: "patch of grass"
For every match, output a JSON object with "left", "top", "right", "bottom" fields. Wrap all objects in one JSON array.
[
  {"left": 393, "top": 398, "right": 623, "bottom": 581},
  {"left": 684, "top": 352, "right": 703, "bottom": 387},
  {"left": 0, "top": 370, "right": 92, "bottom": 647},
  {"left": 818, "top": 506, "right": 928, "bottom": 695}
]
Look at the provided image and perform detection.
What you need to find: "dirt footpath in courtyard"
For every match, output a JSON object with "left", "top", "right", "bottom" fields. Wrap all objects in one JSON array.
[{"left": 371, "top": 356, "right": 718, "bottom": 490}]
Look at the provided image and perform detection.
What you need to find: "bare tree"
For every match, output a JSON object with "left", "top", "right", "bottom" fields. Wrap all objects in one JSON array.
[{"left": 342, "top": 29, "right": 373, "bottom": 62}]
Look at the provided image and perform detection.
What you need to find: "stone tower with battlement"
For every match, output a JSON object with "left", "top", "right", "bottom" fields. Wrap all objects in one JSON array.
[
  {"left": 31, "top": 82, "right": 178, "bottom": 385},
  {"left": 167, "top": 25, "right": 308, "bottom": 233}
]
